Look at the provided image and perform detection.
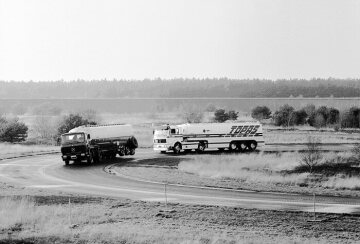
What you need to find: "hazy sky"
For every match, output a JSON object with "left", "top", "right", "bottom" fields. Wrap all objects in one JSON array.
[{"left": 0, "top": 0, "right": 359, "bottom": 81}]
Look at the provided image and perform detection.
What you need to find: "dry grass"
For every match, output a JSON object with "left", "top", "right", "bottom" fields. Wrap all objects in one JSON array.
[
  {"left": 0, "top": 196, "right": 344, "bottom": 244},
  {"left": 178, "top": 153, "right": 309, "bottom": 186},
  {"left": 0, "top": 143, "right": 57, "bottom": 158}
]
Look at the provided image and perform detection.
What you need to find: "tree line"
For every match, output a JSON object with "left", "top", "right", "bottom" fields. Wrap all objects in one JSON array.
[{"left": 1, "top": 78, "right": 360, "bottom": 98}]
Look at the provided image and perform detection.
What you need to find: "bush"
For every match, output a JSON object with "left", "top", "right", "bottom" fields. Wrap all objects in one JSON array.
[
  {"left": 299, "top": 136, "right": 323, "bottom": 174},
  {"left": 57, "top": 114, "right": 97, "bottom": 136},
  {"left": 0, "top": 117, "right": 28, "bottom": 143},
  {"left": 341, "top": 107, "right": 360, "bottom": 128},
  {"left": 273, "top": 104, "right": 295, "bottom": 127},
  {"left": 293, "top": 109, "right": 307, "bottom": 125},
  {"left": 251, "top": 106, "right": 271, "bottom": 120},
  {"left": 213, "top": 109, "right": 238, "bottom": 122}
]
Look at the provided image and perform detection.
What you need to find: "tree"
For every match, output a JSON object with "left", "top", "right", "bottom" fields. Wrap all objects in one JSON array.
[
  {"left": 303, "top": 104, "right": 316, "bottom": 126},
  {"left": 32, "top": 115, "right": 57, "bottom": 141},
  {"left": 0, "top": 118, "right": 28, "bottom": 143},
  {"left": 251, "top": 106, "right": 271, "bottom": 120},
  {"left": 214, "top": 109, "right": 229, "bottom": 122},
  {"left": 273, "top": 104, "right": 295, "bottom": 127},
  {"left": 57, "top": 114, "right": 97, "bottom": 136},
  {"left": 299, "top": 136, "right": 322, "bottom": 174},
  {"left": 327, "top": 107, "right": 339, "bottom": 125},
  {"left": 340, "top": 107, "right": 360, "bottom": 128}
]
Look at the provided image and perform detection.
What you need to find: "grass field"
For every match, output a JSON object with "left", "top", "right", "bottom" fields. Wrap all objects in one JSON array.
[
  {"left": 0, "top": 194, "right": 358, "bottom": 244},
  {"left": 0, "top": 143, "right": 57, "bottom": 159}
]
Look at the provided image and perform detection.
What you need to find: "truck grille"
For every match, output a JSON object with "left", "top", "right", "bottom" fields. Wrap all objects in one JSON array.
[{"left": 61, "top": 145, "right": 87, "bottom": 155}]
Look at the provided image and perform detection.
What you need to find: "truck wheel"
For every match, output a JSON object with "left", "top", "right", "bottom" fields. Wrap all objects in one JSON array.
[
  {"left": 118, "top": 148, "right": 125, "bottom": 156},
  {"left": 173, "top": 143, "right": 182, "bottom": 154},
  {"left": 125, "top": 146, "right": 130, "bottom": 155},
  {"left": 248, "top": 141, "right": 257, "bottom": 151},
  {"left": 239, "top": 143, "right": 247, "bottom": 152},
  {"left": 87, "top": 154, "right": 94, "bottom": 164},
  {"left": 229, "top": 142, "right": 238, "bottom": 151},
  {"left": 64, "top": 160, "right": 69, "bottom": 166},
  {"left": 128, "top": 137, "right": 138, "bottom": 148},
  {"left": 130, "top": 148, "right": 135, "bottom": 155},
  {"left": 196, "top": 142, "right": 206, "bottom": 153}
]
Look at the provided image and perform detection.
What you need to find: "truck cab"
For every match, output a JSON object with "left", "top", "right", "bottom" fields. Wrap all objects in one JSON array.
[
  {"left": 60, "top": 132, "right": 90, "bottom": 165},
  {"left": 153, "top": 125, "right": 182, "bottom": 153}
]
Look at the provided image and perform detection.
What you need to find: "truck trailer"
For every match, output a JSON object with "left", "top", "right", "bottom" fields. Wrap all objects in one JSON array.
[
  {"left": 153, "top": 121, "right": 264, "bottom": 153},
  {"left": 60, "top": 124, "right": 138, "bottom": 165}
]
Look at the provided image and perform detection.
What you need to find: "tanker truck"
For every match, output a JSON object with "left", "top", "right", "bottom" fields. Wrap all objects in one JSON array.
[
  {"left": 60, "top": 124, "right": 138, "bottom": 165},
  {"left": 153, "top": 121, "right": 264, "bottom": 154}
]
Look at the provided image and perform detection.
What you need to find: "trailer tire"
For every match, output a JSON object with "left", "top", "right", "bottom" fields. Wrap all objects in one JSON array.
[
  {"left": 229, "top": 142, "right": 238, "bottom": 151},
  {"left": 128, "top": 137, "right": 138, "bottom": 148},
  {"left": 173, "top": 142, "right": 182, "bottom": 154},
  {"left": 248, "top": 141, "right": 257, "bottom": 151},
  {"left": 118, "top": 147, "right": 125, "bottom": 156},
  {"left": 125, "top": 146, "right": 130, "bottom": 155},
  {"left": 238, "top": 142, "right": 247, "bottom": 152},
  {"left": 130, "top": 148, "right": 135, "bottom": 155}
]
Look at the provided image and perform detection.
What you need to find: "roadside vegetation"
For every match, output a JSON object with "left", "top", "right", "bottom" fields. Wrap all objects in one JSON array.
[{"left": 0, "top": 195, "right": 358, "bottom": 244}]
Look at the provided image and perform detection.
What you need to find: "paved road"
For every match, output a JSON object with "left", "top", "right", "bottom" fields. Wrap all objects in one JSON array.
[{"left": 0, "top": 148, "right": 360, "bottom": 214}]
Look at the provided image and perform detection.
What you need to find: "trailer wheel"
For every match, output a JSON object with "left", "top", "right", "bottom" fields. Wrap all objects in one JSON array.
[
  {"left": 239, "top": 143, "right": 247, "bottom": 152},
  {"left": 128, "top": 137, "right": 138, "bottom": 148},
  {"left": 173, "top": 143, "right": 182, "bottom": 154},
  {"left": 248, "top": 141, "right": 257, "bottom": 151},
  {"left": 125, "top": 146, "right": 130, "bottom": 155},
  {"left": 229, "top": 142, "right": 238, "bottom": 151},
  {"left": 64, "top": 160, "right": 69, "bottom": 166},
  {"left": 130, "top": 148, "right": 135, "bottom": 155},
  {"left": 196, "top": 142, "right": 206, "bottom": 153},
  {"left": 118, "top": 147, "right": 125, "bottom": 156}
]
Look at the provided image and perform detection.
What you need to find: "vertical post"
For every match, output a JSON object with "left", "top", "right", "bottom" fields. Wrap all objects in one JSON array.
[
  {"left": 164, "top": 183, "right": 168, "bottom": 210},
  {"left": 69, "top": 197, "right": 72, "bottom": 226},
  {"left": 313, "top": 193, "right": 316, "bottom": 221}
]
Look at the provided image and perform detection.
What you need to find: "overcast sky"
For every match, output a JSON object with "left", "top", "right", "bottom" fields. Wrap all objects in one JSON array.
[{"left": 0, "top": 0, "right": 359, "bottom": 81}]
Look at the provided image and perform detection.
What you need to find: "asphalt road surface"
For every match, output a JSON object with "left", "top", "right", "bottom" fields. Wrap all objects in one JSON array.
[{"left": 1, "top": 147, "right": 360, "bottom": 214}]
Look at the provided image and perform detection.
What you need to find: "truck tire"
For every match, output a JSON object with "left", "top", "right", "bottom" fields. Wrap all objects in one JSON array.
[
  {"left": 130, "top": 148, "right": 135, "bottom": 155},
  {"left": 229, "top": 142, "right": 238, "bottom": 151},
  {"left": 173, "top": 142, "right": 182, "bottom": 154},
  {"left": 239, "top": 142, "right": 247, "bottom": 152},
  {"left": 87, "top": 154, "right": 94, "bottom": 165},
  {"left": 128, "top": 137, "right": 138, "bottom": 148},
  {"left": 248, "top": 141, "right": 257, "bottom": 151},
  {"left": 118, "top": 147, "right": 125, "bottom": 156},
  {"left": 124, "top": 146, "right": 130, "bottom": 155},
  {"left": 196, "top": 142, "right": 206, "bottom": 153}
]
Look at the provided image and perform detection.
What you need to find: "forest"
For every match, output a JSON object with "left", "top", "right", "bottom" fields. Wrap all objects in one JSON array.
[{"left": 1, "top": 78, "right": 360, "bottom": 98}]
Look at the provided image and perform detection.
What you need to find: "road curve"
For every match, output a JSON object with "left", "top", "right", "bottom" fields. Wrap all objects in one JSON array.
[{"left": 0, "top": 148, "right": 360, "bottom": 214}]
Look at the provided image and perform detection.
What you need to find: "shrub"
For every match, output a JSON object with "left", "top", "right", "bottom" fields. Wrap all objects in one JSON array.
[
  {"left": 341, "top": 107, "right": 360, "bottom": 128},
  {"left": 251, "top": 106, "right": 271, "bottom": 120},
  {"left": 273, "top": 104, "right": 295, "bottom": 127},
  {"left": 57, "top": 114, "right": 97, "bottom": 136},
  {"left": 293, "top": 109, "right": 307, "bottom": 125},
  {"left": 0, "top": 117, "right": 28, "bottom": 143},
  {"left": 214, "top": 109, "right": 229, "bottom": 122},
  {"left": 213, "top": 109, "right": 238, "bottom": 122},
  {"left": 299, "top": 136, "right": 322, "bottom": 173}
]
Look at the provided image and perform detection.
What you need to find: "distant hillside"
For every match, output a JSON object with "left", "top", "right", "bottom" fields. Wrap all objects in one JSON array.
[{"left": 1, "top": 78, "right": 360, "bottom": 98}]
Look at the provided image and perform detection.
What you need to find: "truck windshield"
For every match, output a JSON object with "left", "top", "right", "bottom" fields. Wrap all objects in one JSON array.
[
  {"left": 61, "top": 133, "right": 85, "bottom": 144},
  {"left": 154, "top": 129, "right": 168, "bottom": 137}
]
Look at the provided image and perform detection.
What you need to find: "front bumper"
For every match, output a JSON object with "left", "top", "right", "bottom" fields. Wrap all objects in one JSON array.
[
  {"left": 153, "top": 144, "right": 172, "bottom": 151},
  {"left": 62, "top": 153, "right": 87, "bottom": 161}
]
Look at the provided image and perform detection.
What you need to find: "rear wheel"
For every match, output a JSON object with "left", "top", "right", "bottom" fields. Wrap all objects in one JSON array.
[
  {"left": 130, "top": 148, "right": 135, "bottom": 155},
  {"left": 118, "top": 147, "right": 125, "bottom": 156},
  {"left": 248, "top": 141, "right": 257, "bottom": 151},
  {"left": 124, "top": 146, "right": 130, "bottom": 155},
  {"left": 173, "top": 143, "right": 182, "bottom": 154},
  {"left": 238, "top": 143, "right": 247, "bottom": 152},
  {"left": 229, "top": 142, "right": 238, "bottom": 151}
]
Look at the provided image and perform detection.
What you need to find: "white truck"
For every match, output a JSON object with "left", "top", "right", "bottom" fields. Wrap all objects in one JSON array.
[
  {"left": 153, "top": 121, "right": 264, "bottom": 153},
  {"left": 60, "top": 124, "right": 138, "bottom": 165}
]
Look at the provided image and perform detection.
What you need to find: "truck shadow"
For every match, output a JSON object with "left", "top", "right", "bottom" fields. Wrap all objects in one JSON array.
[{"left": 63, "top": 157, "right": 136, "bottom": 168}]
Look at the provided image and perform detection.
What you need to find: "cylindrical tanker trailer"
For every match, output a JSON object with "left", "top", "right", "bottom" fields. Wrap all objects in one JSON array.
[{"left": 60, "top": 124, "right": 138, "bottom": 165}]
